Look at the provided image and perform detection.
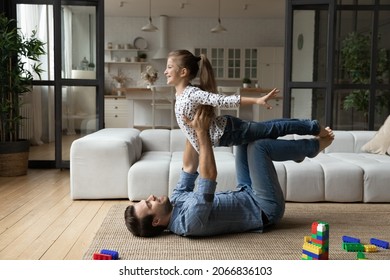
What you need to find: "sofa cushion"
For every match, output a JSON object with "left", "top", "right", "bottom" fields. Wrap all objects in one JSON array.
[
  {"left": 170, "top": 129, "right": 187, "bottom": 152},
  {"left": 140, "top": 129, "right": 171, "bottom": 152},
  {"left": 70, "top": 128, "right": 141, "bottom": 199},
  {"left": 328, "top": 153, "right": 390, "bottom": 202},
  {"left": 361, "top": 115, "right": 390, "bottom": 155},
  {"left": 309, "top": 153, "right": 363, "bottom": 202},
  {"left": 283, "top": 159, "right": 325, "bottom": 202},
  {"left": 128, "top": 151, "right": 172, "bottom": 201}
]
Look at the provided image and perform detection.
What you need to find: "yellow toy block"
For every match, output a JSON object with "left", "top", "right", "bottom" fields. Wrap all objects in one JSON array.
[
  {"left": 302, "top": 242, "right": 323, "bottom": 255},
  {"left": 304, "top": 236, "right": 312, "bottom": 243},
  {"left": 364, "top": 244, "right": 377, "bottom": 252}
]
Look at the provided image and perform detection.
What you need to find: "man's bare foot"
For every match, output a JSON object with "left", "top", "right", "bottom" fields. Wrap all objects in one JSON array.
[{"left": 318, "top": 128, "right": 334, "bottom": 152}]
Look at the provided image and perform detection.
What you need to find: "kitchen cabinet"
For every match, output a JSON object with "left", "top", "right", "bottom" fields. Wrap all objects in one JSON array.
[
  {"left": 194, "top": 47, "right": 282, "bottom": 86},
  {"left": 104, "top": 96, "right": 130, "bottom": 128},
  {"left": 194, "top": 47, "right": 258, "bottom": 81},
  {"left": 258, "top": 47, "right": 284, "bottom": 91}
]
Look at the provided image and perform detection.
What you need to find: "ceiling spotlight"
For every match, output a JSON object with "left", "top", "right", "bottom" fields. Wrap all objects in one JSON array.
[
  {"left": 211, "top": 0, "right": 227, "bottom": 33},
  {"left": 141, "top": 0, "right": 158, "bottom": 32}
]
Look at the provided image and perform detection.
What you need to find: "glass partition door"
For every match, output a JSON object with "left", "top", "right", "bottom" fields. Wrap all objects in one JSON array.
[{"left": 15, "top": 0, "right": 104, "bottom": 168}]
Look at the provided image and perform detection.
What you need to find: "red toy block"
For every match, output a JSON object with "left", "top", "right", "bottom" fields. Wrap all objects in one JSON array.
[{"left": 93, "top": 253, "right": 113, "bottom": 260}]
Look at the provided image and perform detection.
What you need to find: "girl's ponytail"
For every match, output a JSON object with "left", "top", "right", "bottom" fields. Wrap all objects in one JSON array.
[{"left": 199, "top": 54, "right": 217, "bottom": 94}]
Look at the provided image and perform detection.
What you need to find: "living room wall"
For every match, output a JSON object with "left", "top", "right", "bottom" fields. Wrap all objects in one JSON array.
[{"left": 104, "top": 16, "right": 285, "bottom": 92}]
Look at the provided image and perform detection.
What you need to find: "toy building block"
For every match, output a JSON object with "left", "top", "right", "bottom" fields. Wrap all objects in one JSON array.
[
  {"left": 302, "top": 221, "right": 329, "bottom": 260},
  {"left": 364, "top": 244, "right": 377, "bottom": 252},
  {"left": 342, "top": 242, "right": 365, "bottom": 252},
  {"left": 304, "top": 236, "right": 312, "bottom": 243},
  {"left": 93, "top": 253, "right": 112, "bottom": 260},
  {"left": 100, "top": 249, "right": 119, "bottom": 260},
  {"left": 303, "top": 242, "right": 323, "bottom": 255},
  {"left": 357, "top": 252, "right": 367, "bottom": 260},
  {"left": 301, "top": 249, "right": 328, "bottom": 260},
  {"left": 342, "top": 235, "right": 360, "bottom": 244},
  {"left": 370, "top": 238, "right": 389, "bottom": 249}
]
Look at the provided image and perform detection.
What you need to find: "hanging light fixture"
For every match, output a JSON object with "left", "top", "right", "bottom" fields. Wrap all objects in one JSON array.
[
  {"left": 142, "top": 0, "right": 158, "bottom": 32},
  {"left": 211, "top": 0, "right": 227, "bottom": 33}
]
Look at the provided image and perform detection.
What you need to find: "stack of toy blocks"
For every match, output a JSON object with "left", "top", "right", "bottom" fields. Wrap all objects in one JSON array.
[
  {"left": 301, "top": 221, "right": 329, "bottom": 260},
  {"left": 93, "top": 249, "right": 119, "bottom": 260}
]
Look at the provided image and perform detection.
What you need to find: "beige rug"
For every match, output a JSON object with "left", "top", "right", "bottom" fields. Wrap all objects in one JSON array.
[{"left": 84, "top": 203, "right": 390, "bottom": 260}]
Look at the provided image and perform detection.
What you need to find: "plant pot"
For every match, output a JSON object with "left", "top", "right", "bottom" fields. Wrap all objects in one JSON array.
[
  {"left": 243, "top": 83, "right": 250, "bottom": 88},
  {"left": 0, "top": 140, "right": 30, "bottom": 176}
]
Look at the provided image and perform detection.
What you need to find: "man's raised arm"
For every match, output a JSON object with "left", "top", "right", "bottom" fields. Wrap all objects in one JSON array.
[{"left": 184, "top": 110, "right": 217, "bottom": 181}]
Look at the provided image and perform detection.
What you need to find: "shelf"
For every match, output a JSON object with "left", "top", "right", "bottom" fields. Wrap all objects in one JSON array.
[
  {"left": 104, "top": 61, "right": 149, "bottom": 65},
  {"left": 105, "top": 49, "right": 148, "bottom": 52}
]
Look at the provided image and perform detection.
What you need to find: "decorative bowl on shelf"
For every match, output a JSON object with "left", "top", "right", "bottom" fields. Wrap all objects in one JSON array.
[{"left": 133, "top": 37, "right": 148, "bottom": 50}]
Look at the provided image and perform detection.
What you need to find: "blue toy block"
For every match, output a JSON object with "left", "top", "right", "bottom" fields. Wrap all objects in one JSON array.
[
  {"left": 302, "top": 249, "right": 320, "bottom": 259},
  {"left": 342, "top": 235, "right": 360, "bottom": 244},
  {"left": 370, "top": 238, "right": 389, "bottom": 249},
  {"left": 100, "top": 249, "right": 119, "bottom": 260}
]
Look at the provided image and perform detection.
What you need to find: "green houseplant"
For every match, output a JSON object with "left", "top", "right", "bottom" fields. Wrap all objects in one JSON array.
[
  {"left": 138, "top": 52, "right": 147, "bottom": 62},
  {"left": 0, "top": 14, "right": 45, "bottom": 176},
  {"left": 242, "top": 77, "right": 252, "bottom": 88},
  {"left": 340, "top": 32, "right": 389, "bottom": 117}
]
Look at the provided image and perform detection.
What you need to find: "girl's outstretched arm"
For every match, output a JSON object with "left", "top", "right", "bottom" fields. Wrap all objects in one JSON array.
[{"left": 240, "top": 88, "right": 279, "bottom": 109}]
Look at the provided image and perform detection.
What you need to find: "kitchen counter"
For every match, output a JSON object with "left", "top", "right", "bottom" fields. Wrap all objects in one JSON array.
[{"left": 106, "top": 87, "right": 282, "bottom": 128}]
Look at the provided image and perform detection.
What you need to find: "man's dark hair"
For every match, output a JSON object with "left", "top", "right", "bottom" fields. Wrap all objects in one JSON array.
[{"left": 124, "top": 205, "right": 166, "bottom": 237}]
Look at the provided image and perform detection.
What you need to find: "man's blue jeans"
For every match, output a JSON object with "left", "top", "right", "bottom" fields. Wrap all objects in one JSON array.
[
  {"left": 235, "top": 137, "right": 320, "bottom": 227},
  {"left": 217, "top": 115, "right": 321, "bottom": 147}
]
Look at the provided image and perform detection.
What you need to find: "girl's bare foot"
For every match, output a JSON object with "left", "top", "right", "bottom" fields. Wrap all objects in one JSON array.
[
  {"left": 325, "top": 127, "right": 335, "bottom": 139},
  {"left": 318, "top": 126, "right": 334, "bottom": 139}
]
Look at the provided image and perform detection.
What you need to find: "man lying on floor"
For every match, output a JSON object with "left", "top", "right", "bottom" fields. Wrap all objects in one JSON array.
[{"left": 124, "top": 109, "right": 334, "bottom": 237}]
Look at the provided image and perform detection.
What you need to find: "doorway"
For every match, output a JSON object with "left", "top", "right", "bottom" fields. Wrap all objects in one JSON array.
[{"left": 11, "top": 0, "right": 104, "bottom": 168}]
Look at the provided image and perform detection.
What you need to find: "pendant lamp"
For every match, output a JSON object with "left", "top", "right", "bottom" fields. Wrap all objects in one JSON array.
[
  {"left": 142, "top": 0, "right": 158, "bottom": 32},
  {"left": 211, "top": 0, "right": 227, "bottom": 33}
]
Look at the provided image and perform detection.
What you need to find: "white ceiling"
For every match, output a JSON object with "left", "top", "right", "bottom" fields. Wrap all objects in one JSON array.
[{"left": 104, "top": 0, "right": 285, "bottom": 19}]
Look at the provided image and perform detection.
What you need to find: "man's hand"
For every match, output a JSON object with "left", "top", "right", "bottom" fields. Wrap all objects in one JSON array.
[
  {"left": 183, "top": 106, "right": 213, "bottom": 133},
  {"left": 183, "top": 107, "right": 217, "bottom": 181}
]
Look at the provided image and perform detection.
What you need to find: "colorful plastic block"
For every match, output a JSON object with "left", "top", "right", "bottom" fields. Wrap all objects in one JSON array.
[
  {"left": 370, "top": 238, "right": 389, "bottom": 249},
  {"left": 302, "top": 221, "right": 329, "bottom": 260},
  {"left": 342, "top": 242, "right": 364, "bottom": 252},
  {"left": 303, "top": 242, "right": 323, "bottom": 255},
  {"left": 93, "top": 253, "right": 112, "bottom": 260},
  {"left": 364, "top": 244, "right": 377, "bottom": 252},
  {"left": 100, "top": 249, "right": 119, "bottom": 260},
  {"left": 304, "top": 236, "right": 312, "bottom": 243},
  {"left": 357, "top": 252, "right": 367, "bottom": 260},
  {"left": 342, "top": 235, "right": 360, "bottom": 244}
]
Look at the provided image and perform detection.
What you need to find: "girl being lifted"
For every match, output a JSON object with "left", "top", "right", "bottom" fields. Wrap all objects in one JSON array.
[{"left": 164, "top": 49, "right": 331, "bottom": 154}]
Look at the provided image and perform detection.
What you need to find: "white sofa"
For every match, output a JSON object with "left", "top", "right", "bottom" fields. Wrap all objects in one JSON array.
[{"left": 70, "top": 128, "right": 390, "bottom": 203}]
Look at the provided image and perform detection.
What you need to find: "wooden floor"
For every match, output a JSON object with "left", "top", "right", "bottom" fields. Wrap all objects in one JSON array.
[{"left": 0, "top": 169, "right": 128, "bottom": 260}]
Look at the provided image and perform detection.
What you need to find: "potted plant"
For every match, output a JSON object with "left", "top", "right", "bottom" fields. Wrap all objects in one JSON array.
[
  {"left": 0, "top": 14, "right": 45, "bottom": 176},
  {"left": 111, "top": 70, "right": 130, "bottom": 95},
  {"left": 138, "top": 52, "right": 147, "bottom": 62},
  {"left": 340, "top": 32, "right": 389, "bottom": 118},
  {"left": 242, "top": 77, "right": 252, "bottom": 88}
]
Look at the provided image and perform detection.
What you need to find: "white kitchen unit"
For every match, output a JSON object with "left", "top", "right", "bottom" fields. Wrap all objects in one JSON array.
[
  {"left": 258, "top": 47, "right": 284, "bottom": 93},
  {"left": 104, "top": 96, "right": 130, "bottom": 128}
]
